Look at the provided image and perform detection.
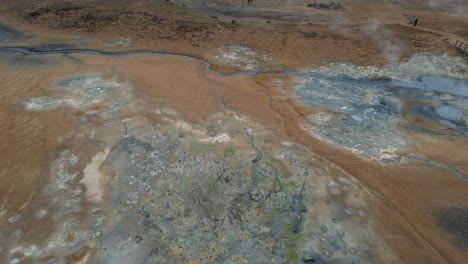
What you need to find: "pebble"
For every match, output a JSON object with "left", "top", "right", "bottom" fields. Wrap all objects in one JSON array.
[
  {"left": 345, "top": 207, "right": 355, "bottom": 215},
  {"left": 337, "top": 177, "right": 351, "bottom": 185},
  {"left": 322, "top": 248, "right": 333, "bottom": 257},
  {"left": 351, "top": 115, "right": 362, "bottom": 122},
  {"left": 348, "top": 247, "right": 358, "bottom": 254},
  {"left": 327, "top": 183, "right": 341, "bottom": 196},
  {"left": 69, "top": 155, "right": 79, "bottom": 165},
  {"left": 439, "top": 119, "right": 457, "bottom": 129},
  {"left": 302, "top": 251, "right": 315, "bottom": 261},
  {"left": 357, "top": 209, "right": 366, "bottom": 217},
  {"left": 90, "top": 231, "right": 102, "bottom": 240},
  {"left": 436, "top": 104, "right": 463, "bottom": 120},
  {"left": 88, "top": 131, "right": 95, "bottom": 143},
  {"left": 93, "top": 216, "right": 105, "bottom": 227},
  {"left": 35, "top": 209, "right": 49, "bottom": 218},
  {"left": 8, "top": 215, "right": 21, "bottom": 223},
  {"left": 10, "top": 258, "right": 21, "bottom": 264},
  {"left": 133, "top": 235, "right": 143, "bottom": 243},
  {"left": 336, "top": 228, "right": 346, "bottom": 237},
  {"left": 320, "top": 226, "right": 328, "bottom": 233}
]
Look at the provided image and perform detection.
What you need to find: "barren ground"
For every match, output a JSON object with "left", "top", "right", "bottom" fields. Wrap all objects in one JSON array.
[{"left": 0, "top": 1, "right": 467, "bottom": 264}]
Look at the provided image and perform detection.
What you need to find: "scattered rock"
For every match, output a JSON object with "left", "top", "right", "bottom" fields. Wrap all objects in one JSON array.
[
  {"left": 8, "top": 215, "right": 21, "bottom": 223},
  {"left": 133, "top": 235, "right": 143, "bottom": 243}
]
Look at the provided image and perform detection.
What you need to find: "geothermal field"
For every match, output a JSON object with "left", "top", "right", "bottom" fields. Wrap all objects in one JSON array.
[{"left": 0, "top": 0, "right": 467, "bottom": 263}]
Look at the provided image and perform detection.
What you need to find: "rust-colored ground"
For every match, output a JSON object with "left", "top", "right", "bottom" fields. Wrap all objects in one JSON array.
[
  {"left": 0, "top": 0, "right": 466, "bottom": 69},
  {"left": 0, "top": 1, "right": 467, "bottom": 263}
]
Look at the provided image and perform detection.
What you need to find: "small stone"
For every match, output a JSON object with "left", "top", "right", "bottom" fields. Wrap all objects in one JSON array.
[
  {"left": 222, "top": 121, "right": 233, "bottom": 127},
  {"left": 345, "top": 207, "right": 355, "bottom": 215},
  {"left": 10, "top": 258, "right": 21, "bottom": 264},
  {"left": 337, "top": 177, "right": 351, "bottom": 185},
  {"left": 101, "top": 121, "right": 113, "bottom": 127},
  {"left": 348, "top": 247, "right": 358, "bottom": 254},
  {"left": 90, "top": 207, "right": 101, "bottom": 214},
  {"left": 302, "top": 252, "right": 316, "bottom": 262},
  {"left": 35, "top": 209, "right": 48, "bottom": 218},
  {"left": 351, "top": 115, "right": 362, "bottom": 122},
  {"left": 436, "top": 104, "right": 463, "bottom": 120},
  {"left": 440, "top": 120, "right": 457, "bottom": 129},
  {"left": 272, "top": 245, "right": 280, "bottom": 255},
  {"left": 91, "top": 231, "right": 102, "bottom": 240},
  {"left": 320, "top": 226, "right": 328, "bottom": 233},
  {"left": 336, "top": 228, "right": 346, "bottom": 237},
  {"left": 8, "top": 215, "right": 21, "bottom": 223},
  {"left": 62, "top": 218, "right": 77, "bottom": 228},
  {"left": 364, "top": 108, "right": 375, "bottom": 113},
  {"left": 357, "top": 209, "right": 366, "bottom": 217},
  {"left": 322, "top": 248, "right": 333, "bottom": 257},
  {"left": 69, "top": 155, "right": 79, "bottom": 165},
  {"left": 93, "top": 216, "right": 105, "bottom": 227},
  {"left": 133, "top": 235, "right": 143, "bottom": 243},
  {"left": 327, "top": 183, "right": 341, "bottom": 196}
]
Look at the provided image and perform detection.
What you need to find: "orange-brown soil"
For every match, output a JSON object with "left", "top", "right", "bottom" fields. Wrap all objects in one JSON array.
[{"left": 0, "top": 0, "right": 466, "bottom": 69}]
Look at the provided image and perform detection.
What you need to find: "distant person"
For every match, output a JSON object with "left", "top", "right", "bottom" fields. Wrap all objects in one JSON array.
[
  {"left": 247, "top": 0, "right": 253, "bottom": 3},
  {"left": 414, "top": 18, "right": 418, "bottom": 27}
]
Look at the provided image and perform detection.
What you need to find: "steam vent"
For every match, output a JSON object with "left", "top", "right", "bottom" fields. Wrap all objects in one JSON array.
[{"left": 0, "top": 1, "right": 467, "bottom": 263}]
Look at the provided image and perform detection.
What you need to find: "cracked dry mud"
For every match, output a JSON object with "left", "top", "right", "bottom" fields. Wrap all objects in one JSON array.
[{"left": 0, "top": 10, "right": 468, "bottom": 264}]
